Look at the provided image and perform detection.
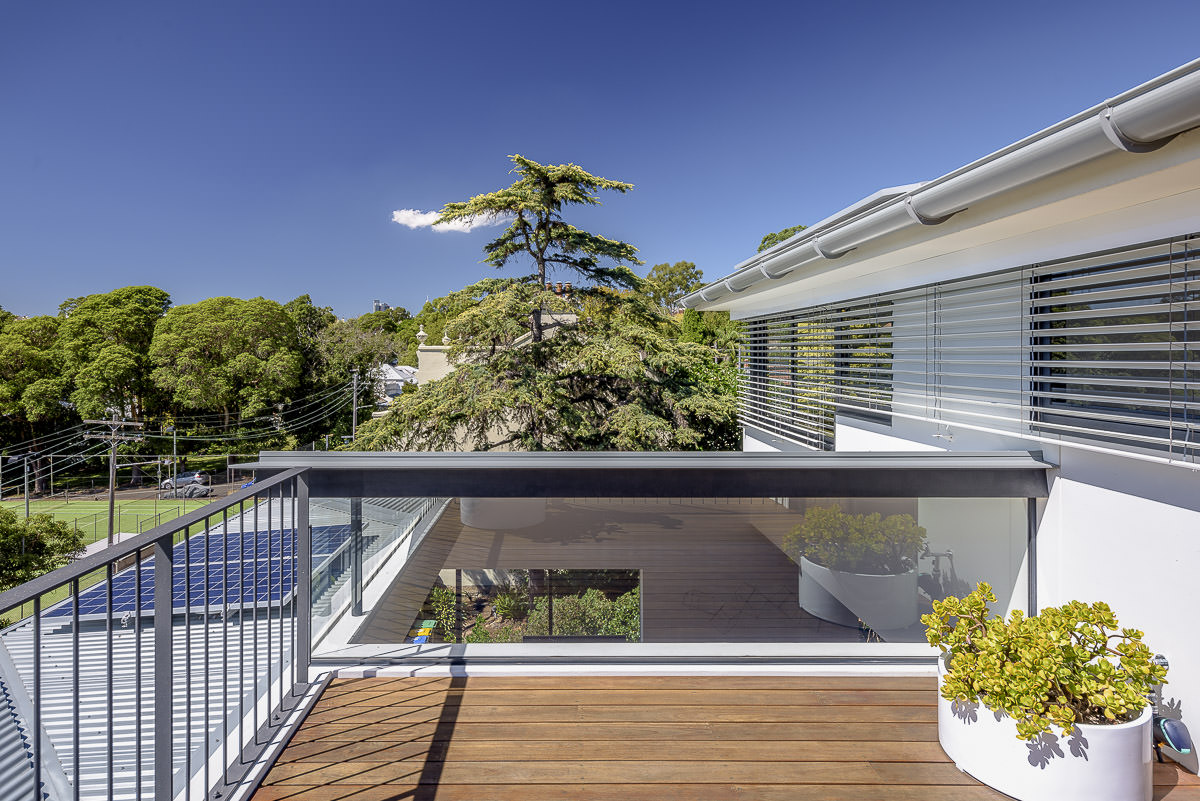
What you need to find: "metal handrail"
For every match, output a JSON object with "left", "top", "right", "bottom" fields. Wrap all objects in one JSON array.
[
  {"left": 0, "top": 466, "right": 312, "bottom": 801},
  {"left": 0, "top": 468, "right": 307, "bottom": 615}
]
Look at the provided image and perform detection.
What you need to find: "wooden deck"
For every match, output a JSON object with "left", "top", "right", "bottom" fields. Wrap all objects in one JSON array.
[{"left": 252, "top": 676, "right": 1200, "bottom": 800}]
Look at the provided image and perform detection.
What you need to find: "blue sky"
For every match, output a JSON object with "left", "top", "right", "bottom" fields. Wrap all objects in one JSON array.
[{"left": 2, "top": 1, "right": 1198, "bottom": 319}]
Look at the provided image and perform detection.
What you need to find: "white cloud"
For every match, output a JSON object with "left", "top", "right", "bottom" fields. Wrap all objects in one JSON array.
[{"left": 391, "top": 208, "right": 507, "bottom": 233}]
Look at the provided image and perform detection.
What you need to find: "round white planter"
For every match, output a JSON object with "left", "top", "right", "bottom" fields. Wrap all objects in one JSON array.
[
  {"left": 797, "top": 564, "right": 859, "bottom": 627},
  {"left": 937, "top": 655, "right": 1153, "bottom": 801},
  {"left": 799, "top": 556, "right": 918, "bottom": 631},
  {"left": 459, "top": 498, "right": 547, "bottom": 530}
]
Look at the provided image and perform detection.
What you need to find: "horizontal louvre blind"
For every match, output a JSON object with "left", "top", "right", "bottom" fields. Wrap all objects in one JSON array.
[
  {"left": 741, "top": 308, "right": 835, "bottom": 449},
  {"left": 741, "top": 299, "right": 895, "bottom": 450},
  {"left": 1030, "top": 236, "right": 1199, "bottom": 460},
  {"left": 739, "top": 233, "right": 1198, "bottom": 463},
  {"left": 915, "top": 271, "right": 1027, "bottom": 434}
]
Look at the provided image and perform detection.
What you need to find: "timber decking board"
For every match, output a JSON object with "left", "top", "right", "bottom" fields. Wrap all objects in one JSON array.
[{"left": 255, "top": 676, "right": 1200, "bottom": 801}]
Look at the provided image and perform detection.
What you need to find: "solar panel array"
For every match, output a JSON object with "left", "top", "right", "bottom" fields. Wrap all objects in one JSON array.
[{"left": 47, "top": 523, "right": 350, "bottom": 618}]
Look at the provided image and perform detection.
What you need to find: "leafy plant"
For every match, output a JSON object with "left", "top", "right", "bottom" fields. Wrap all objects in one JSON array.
[
  {"left": 493, "top": 586, "right": 527, "bottom": 620},
  {"left": 783, "top": 504, "right": 925, "bottom": 575},
  {"left": 464, "top": 623, "right": 522, "bottom": 644},
  {"left": 526, "top": 587, "right": 640, "bottom": 642},
  {"left": 923, "top": 582, "right": 1167, "bottom": 741},
  {"left": 429, "top": 585, "right": 457, "bottom": 642},
  {"left": 0, "top": 510, "right": 85, "bottom": 592}
]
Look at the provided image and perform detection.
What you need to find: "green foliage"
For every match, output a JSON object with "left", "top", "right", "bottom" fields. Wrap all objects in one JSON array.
[
  {"left": 464, "top": 623, "right": 523, "bottom": 643},
  {"left": 57, "top": 286, "right": 171, "bottom": 419},
  {"left": 758, "top": 223, "right": 808, "bottom": 253},
  {"left": 436, "top": 154, "right": 642, "bottom": 341},
  {"left": 679, "top": 309, "right": 741, "bottom": 355},
  {"left": 783, "top": 504, "right": 926, "bottom": 575},
  {"left": 646, "top": 261, "right": 703, "bottom": 310},
  {"left": 525, "top": 587, "right": 640, "bottom": 641},
  {"left": 354, "top": 280, "right": 738, "bottom": 452},
  {"left": 0, "top": 315, "right": 71, "bottom": 443},
  {"left": 149, "top": 296, "right": 303, "bottom": 425},
  {"left": 0, "top": 509, "right": 85, "bottom": 592},
  {"left": 429, "top": 584, "right": 457, "bottom": 642},
  {"left": 923, "top": 582, "right": 1167, "bottom": 741},
  {"left": 354, "top": 307, "right": 411, "bottom": 335},
  {"left": 493, "top": 586, "right": 527, "bottom": 620}
]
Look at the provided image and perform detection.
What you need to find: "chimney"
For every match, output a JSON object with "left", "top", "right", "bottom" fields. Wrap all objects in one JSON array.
[
  {"left": 545, "top": 282, "right": 553, "bottom": 291},
  {"left": 564, "top": 282, "right": 572, "bottom": 297},
  {"left": 555, "top": 282, "right": 563, "bottom": 295}
]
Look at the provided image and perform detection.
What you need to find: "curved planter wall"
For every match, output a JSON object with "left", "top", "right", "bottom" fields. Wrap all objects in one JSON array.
[
  {"left": 799, "top": 556, "right": 918, "bottom": 631},
  {"left": 797, "top": 565, "right": 859, "bottom": 627},
  {"left": 937, "top": 657, "right": 1153, "bottom": 801}
]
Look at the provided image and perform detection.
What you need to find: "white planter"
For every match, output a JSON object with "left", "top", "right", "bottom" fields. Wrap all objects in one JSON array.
[
  {"left": 937, "top": 655, "right": 1153, "bottom": 801},
  {"left": 460, "top": 498, "right": 547, "bottom": 530},
  {"left": 799, "top": 556, "right": 918, "bottom": 631},
  {"left": 797, "top": 566, "right": 859, "bottom": 627}
]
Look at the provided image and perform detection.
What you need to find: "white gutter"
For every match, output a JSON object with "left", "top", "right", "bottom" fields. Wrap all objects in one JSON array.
[{"left": 684, "top": 57, "right": 1200, "bottom": 308}]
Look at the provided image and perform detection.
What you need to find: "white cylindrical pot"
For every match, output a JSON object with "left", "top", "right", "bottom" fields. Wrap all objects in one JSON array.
[
  {"left": 800, "top": 556, "right": 918, "bottom": 631},
  {"left": 460, "top": 498, "right": 547, "bottom": 530},
  {"left": 797, "top": 566, "right": 859, "bottom": 627},
  {"left": 937, "top": 655, "right": 1153, "bottom": 801}
]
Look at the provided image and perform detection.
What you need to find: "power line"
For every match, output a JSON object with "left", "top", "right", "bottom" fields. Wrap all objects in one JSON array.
[
  {"left": 0, "top": 424, "right": 88, "bottom": 454},
  {"left": 140, "top": 387, "right": 353, "bottom": 442},
  {"left": 132, "top": 382, "right": 356, "bottom": 430}
]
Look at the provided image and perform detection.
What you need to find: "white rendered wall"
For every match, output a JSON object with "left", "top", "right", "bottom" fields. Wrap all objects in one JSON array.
[{"left": 835, "top": 415, "right": 1200, "bottom": 732}]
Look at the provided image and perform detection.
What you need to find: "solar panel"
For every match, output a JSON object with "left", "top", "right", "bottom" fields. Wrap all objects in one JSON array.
[{"left": 45, "top": 522, "right": 347, "bottom": 619}]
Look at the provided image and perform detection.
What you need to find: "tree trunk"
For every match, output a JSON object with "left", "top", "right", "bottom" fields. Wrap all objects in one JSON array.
[
  {"left": 532, "top": 255, "right": 546, "bottom": 343},
  {"left": 531, "top": 308, "right": 543, "bottom": 342},
  {"left": 34, "top": 454, "right": 49, "bottom": 495}
]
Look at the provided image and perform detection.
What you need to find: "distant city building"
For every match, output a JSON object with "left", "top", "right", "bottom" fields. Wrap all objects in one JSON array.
[{"left": 372, "top": 299, "right": 392, "bottom": 313}]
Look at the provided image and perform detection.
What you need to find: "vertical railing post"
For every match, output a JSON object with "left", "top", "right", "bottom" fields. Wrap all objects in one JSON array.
[
  {"left": 350, "top": 497, "right": 363, "bottom": 616},
  {"left": 153, "top": 532, "right": 174, "bottom": 801},
  {"left": 295, "top": 472, "right": 311, "bottom": 684}
]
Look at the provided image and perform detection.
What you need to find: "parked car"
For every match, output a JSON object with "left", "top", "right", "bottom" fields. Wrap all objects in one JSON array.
[
  {"left": 160, "top": 471, "right": 211, "bottom": 490},
  {"left": 159, "top": 484, "right": 213, "bottom": 499}
]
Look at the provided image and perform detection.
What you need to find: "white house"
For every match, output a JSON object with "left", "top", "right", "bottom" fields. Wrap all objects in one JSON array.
[{"left": 684, "top": 58, "right": 1200, "bottom": 739}]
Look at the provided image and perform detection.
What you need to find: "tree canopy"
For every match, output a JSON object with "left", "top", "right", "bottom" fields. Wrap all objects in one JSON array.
[
  {"left": 58, "top": 286, "right": 171, "bottom": 419},
  {"left": 435, "top": 155, "right": 642, "bottom": 341},
  {"left": 0, "top": 509, "right": 85, "bottom": 592},
  {"left": 758, "top": 223, "right": 808, "bottom": 252},
  {"left": 0, "top": 315, "right": 70, "bottom": 437},
  {"left": 149, "top": 296, "right": 303, "bottom": 426},
  {"left": 355, "top": 279, "right": 738, "bottom": 452},
  {"left": 645, "top": 261, "right": 703, "bottom": 310}
]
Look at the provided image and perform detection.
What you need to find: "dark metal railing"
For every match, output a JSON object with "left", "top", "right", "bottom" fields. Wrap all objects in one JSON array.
[{"left": 0, "top": 467, "right": 312, "bottom": 801}]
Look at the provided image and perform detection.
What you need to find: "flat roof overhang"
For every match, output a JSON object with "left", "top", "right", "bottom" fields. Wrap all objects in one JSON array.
[{"left": 233, "top": 450, "right": 1050, "bottom": 498}]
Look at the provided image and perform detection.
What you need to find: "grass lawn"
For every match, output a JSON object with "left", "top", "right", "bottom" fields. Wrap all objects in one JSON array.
[{"left": 0, "top": 498, "right": 214, "bottom": 546}]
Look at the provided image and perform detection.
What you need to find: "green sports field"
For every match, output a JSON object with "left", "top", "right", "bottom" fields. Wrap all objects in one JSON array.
[{"left": 0, "top": 498, "right": 213, "bottom": 546}]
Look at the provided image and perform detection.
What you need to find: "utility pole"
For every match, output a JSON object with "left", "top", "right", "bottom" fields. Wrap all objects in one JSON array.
[
  {"left": 84, "top": 413, "right": 144, "bottom": 546},
  {"left": 23, "top": 456, "right": 30, "bottom": 519},
  {"left": 351, "top": 369, "right": 359, "bottom": 442}
]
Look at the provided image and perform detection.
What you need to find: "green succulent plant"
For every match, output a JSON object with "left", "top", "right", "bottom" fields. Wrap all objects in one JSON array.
[
  {"left": 783, "top": 504, "right": 926, "bottom": 575},
  {"left": 923, "top": 582, "right": 1167, "bottom": 741}
]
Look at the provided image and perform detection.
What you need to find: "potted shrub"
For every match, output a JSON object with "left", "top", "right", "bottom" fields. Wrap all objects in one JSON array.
[
  {"left": 923, "top": 582, "right": 1167, "bottom": 801},
  {"left": 783, "top": 504, "right": 926, "bottom": 631}
]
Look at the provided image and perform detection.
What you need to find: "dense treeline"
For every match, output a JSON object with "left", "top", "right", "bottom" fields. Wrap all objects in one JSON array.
[
  {"left": 1, "top": 278, "right": 740, "bottom": 471},
  {"left": 0, "top": 288, "right": 420, "bottom": 487}
]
